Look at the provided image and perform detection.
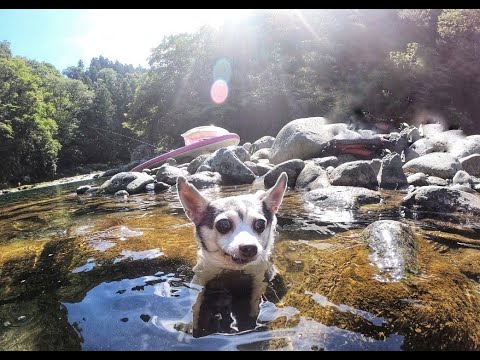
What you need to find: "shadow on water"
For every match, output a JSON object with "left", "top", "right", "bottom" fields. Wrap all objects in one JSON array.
[{"left": 1, "top": 181, "right": 480, "bottom": 350}]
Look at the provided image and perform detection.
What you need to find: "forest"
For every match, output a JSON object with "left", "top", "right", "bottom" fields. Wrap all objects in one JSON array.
[{"left": 1, "top": 9, "right": 479, "bottom": 186}]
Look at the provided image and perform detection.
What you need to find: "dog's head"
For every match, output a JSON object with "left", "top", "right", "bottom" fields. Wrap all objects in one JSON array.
[{"left": 177, "top": 173, "right": 288, "bottom": 270}]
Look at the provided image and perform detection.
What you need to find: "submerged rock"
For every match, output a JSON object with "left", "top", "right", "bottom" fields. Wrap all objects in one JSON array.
[{"left": 362, "top": 220, "right": 418, "bottom": 282}]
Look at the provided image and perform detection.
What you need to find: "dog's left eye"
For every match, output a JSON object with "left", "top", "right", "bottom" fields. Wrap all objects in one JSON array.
[
  {"left": 215, "top": 219, "right": 232, "bottom": 234},
  {"left": 253, "top": 219, "right": 266, "bottom": 233}
]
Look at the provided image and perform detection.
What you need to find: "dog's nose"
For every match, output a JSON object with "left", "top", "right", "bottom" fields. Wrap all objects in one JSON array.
[{"left": 239, "top": 244, "right": 257, "bottom": 258}]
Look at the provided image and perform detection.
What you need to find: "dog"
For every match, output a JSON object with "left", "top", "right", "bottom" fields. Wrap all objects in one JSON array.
[{"left": 176, "top": 172, "right": 288, "bottom": 337}]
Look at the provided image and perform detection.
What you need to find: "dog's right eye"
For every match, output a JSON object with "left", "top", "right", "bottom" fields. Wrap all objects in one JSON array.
[{"left": 215, "top": 219, "right": 232, "bottom": 234}]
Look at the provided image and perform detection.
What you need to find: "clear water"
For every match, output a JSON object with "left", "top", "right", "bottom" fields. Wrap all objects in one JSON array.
[{"left": 1, "top": 179, "right": 480, "bottom": 350}]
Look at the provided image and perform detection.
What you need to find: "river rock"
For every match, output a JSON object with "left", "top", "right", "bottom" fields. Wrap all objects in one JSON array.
[
  {"left": 402, "top": 153, "right": 462, "bottom": 179},
  {"left": 269, "top": 118, "right": 363, "bottom": 164},
  {"left": 378, "top": 153, "right": 408, "bottom": 190},
  {"left": 251, "top": 148, "right": 270, "bottom": 160},
  {"left": 99, "top": 172, "right": 154, "bottom": 194},
  {"left": 155, "top": 164, "right": 189, "bottom": 185},
  {"left": 362, "top": 220, "right": 418, "bottom": 282},
  {"left": 264, "top": 159, "right": 305, "bottom": 188},
  {"left": 251, "top": 136, "right": 275, "bottom": 152},
  {"left": 407, "top": 173, "right": 428, "bottom": 186},
  {"left": 145, "top": 181, "right": 170, "bottom": 192},
  {"left": 311, "top": 156, "right": 339, "bottom": 168},
  {"left": 452, "top": 170, "right": 472, "bottom": 187},
  {"left": 328, "top": 161, "right": 377, "bottom": 189},
  {"left": 305, "top": 186, "right": 381, "bottom": 208},
  {"left": 401, "top": 186, "right": 480, "bottom": 216},
  {"left": 114, "top": 190, "right": 129, "bottom": 197},
  {"left": 76, "top": 185, "right": 91, "bottom": 195},
  {"left": 204, "top": 148, "right": 255, "bottom": 185},
  {"left": 187, "top": 154, "right": 210, "bottom": 174},
  {"left": 448, "top": 135, "right": 480, "bottom": 159},
  {"left": 459, "top": 154, "right": 480, "bottom": 177},
  {"left": 295, "top": 162, "right": 330, "bottom": 190},
  {"left": 185, "top": 171, "right": 222, "bottom": 189},
  {"left": 242, "top": 142, "right": 252, "bottom": 152},
  {"left": 255, "top": 163, "right": 273, "bottom": 176},
  {"left": 227, "top": 145, "right": 250, "bottom": 162}
]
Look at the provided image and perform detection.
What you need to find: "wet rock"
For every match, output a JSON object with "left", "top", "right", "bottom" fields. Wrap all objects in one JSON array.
[
  {"left": 305, "top": 186, "right": 381, "bottom": 208},
  {"left": 251, "top": 148, "right": 270, "bottom": 160},
  {"left": 85, "top": 186, "right": 99, "bottom": 194},
  {"left": 362, "top": 220, "right": 418, "bottom": 282},
  {"left": 204, "top": 148, "right": 255, "bottom": 185},
  {"left": 99, "top": 172, "right": 154, "bottom": 194},
  {"left": 264, "top": 159, "right": 305, "bottom": 188},
  {"left": 76, "top": 185, "right": 91, "bottom": 195},
  {"left": 459, "top": 154, "right": 480, "bottom": 177},
  {"left": 114, "top": 190, "right": 129, "bottom": 197},
  {"left": 401, "top": 186, "right": 480, "bottom": 216},
  {"left": 269, "top": 118, "right": 362, "bottom": 164},
  {"left": 407, "top": 173, "right": 428, "bottom": 187},
  {"left": 185, "top": 171, "right": 222, "bottom": 189},
  {"left": 251, "top": 136, "right": 275, "bottom": 152},
  {"left": 312, "top": 156, "right": 339, "bottom": 168},
  {"left": 187, "top": 154, "right": 210, "bottom": 174},
  {"left": 378, "top": 153, "right": 408, "bottom": 190},
  {"left": 155, "top": 164, "right": 189, "bottom": 185},
  {"left": 402, "top": 153, "right": 462, "bottom": 179},
  {"left": 329, "top": 161, "right": 377, "bottom": 190},
  {"left": 295, "top": 162, "right": 330, "bottom": 191},
  {"left": 145, "top": 182, "right": 170, "bottom": 192},
  {"left": 448, "top": 135, "right": 480, "bottom": 159}
]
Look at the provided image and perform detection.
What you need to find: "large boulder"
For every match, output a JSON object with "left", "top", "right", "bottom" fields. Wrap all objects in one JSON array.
[
  {"left": 377, "top": 153, "right": 408, "bottom": 190},
  {"left": 269, "top": 118, "right": 362, "bottom": 164},
  {"left": 362, "top": 220, "right": 419, "bottom": 282},
  {"left": 402, "top": 153, "right": 462, "bottom": 179},
  {"left": 401, "top": 186, "right": 480, "bottom": 216},
  {"left": 227, "top": 146, "right": 251, "bottom": 163},
  {"left": 204, "top": 148, "right": 255, "bottom": 185},
  {"left": 264, "top": 159, "right": 305, "bottom": 188},
  {"left": 328, "top": 161, "right": 377, "bottom": 189},
  {"left": 405, "top": 130, "right": 465, "bottom": 162},
  {"left": 99, "top": 172, "right": 154, "bottom": 194}
]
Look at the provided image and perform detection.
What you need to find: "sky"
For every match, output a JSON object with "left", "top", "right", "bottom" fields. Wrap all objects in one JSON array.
[{"left": 0, "top": 9, "right": 253, "bottom": 71}]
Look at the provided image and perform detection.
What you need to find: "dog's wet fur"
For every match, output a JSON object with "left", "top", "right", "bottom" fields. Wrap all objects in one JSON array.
[{"left": 176, "top": 172, "right": 288, "bottom": 337}]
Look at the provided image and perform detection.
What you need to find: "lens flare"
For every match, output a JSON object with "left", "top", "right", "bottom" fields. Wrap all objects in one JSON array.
[
  {"left": 210, "top": 79, "right": 228, "bottom": 104},
  {"left": 213, "top": 58, "right": 232, "bottom": 83}
]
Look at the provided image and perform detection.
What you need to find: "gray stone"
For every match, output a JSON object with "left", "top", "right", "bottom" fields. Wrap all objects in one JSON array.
[
  {"left": 426, "top": 176, "right": 449, "bottom": 186},
  {"left": 227, "top": 145, "right": 251, "bottom": 162},
  {"left": 255, "top": 163, "right": 272, "bottom": 176},
  {"left": 187, "top": 154, "right": 210, "bottom": 174},
  {"left": 242, "top": 142, "right": 252, "bottom": 152},
  {"left": 402, "top": 153, "right": 462, "bottom": 179},
  {"left": 85, "top": 186, "right": 99, "bottom": 194},
  {"left": 185, "top": 171, "right": 222, "bottom": 189},
  {"left": 142, "top": 169, "right": 151, "bottom": 175},
  {"left": 155, "top": 164, "right": 189, "bottom": 185},
  {"left": 264, "top": 159, "right": 305, "bottom": 188},
  {"left": 369, "top": 158, "right": 382, "bottom": 177},
  {"left": 114, "top": 190, "right": 129, "bottom": 197},
  {"left": 328, "top": 161, "right": 377, "bottom": 189},
  {"left": 419, "top": 123, "right": 445, "bottom": 137},
  {"left": 295, "top": 162, "right": 330, "bottom": 190},
  {"left": 452, "top": 170, "right": 472, "bottom": 186},
  {"left": 362, "top": 220, "right": 418, "bottom": 282},
  {"left": 405, "top": 130, "right": 465, "bottom": 162},
  {"left": 196, "top": 164, "right": 213, "bottom": 173},
  {"left": 311, "top": 156, "right": 339, "bottom": 168},
  {"left": 251, "top": 148, "right": 270, "bottom": 160},
  {"left": 76, "top": 185, "right": 91, "bottom": 195},
  {"left": 449, "top": 135, "right": 480, "bottom": 159},
  {"left": 251, "top": 136, "right": 275, "bottom": 152},
  {"left": 166, "top": 158, "right": 177, "bottom": 166},
  {"left": 401, "top": 186, "right": 480, "bottom": 216},
  {"left": 378, "top": 153, "right": 408, "bottom": 190},
  {"left": 450, "top": 184, "right": 476, "bottom": 193},
  {"left": 459, "top": 154, "right": 480, "bottom": 177},
  {"left": 305, "top": 186, "right": 381, "bottom": 208},
  {"left": 145, "top": 181, "right": 170, "bottom": 192},
  {"left": 407, "top": 173, "right": 429, "bottom": 186},
  {"left": 243, "top": 161, "right": 258, "bottom": 175},
  {"left": 99, "top": 172, "right": 154, "bottom": 194},
  {"left": 400, "top": 126, "right": 421, "bottom": 144},
  {"left": 269, "top": 118, "right": 363, "bottom": 164},
  {"left": 205, "top": 148, "right": 255, "bottom": 185}
]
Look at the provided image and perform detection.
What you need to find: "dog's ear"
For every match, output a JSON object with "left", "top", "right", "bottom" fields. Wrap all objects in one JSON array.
[
  {"left": 260, "top": 172, "right": 288, "bottom": 214},
  {"left": 177, "top": 176, "right": 209, "bottom": 225}
]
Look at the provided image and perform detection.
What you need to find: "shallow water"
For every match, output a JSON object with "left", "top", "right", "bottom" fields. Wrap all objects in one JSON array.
[{"left": 1, "top": 179, "right": 480, "bottom": 350}]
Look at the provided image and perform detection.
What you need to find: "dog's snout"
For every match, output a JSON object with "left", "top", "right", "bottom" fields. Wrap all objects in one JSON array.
[{"left": 239, "top": 244, "right": 257, "bottom": 258}]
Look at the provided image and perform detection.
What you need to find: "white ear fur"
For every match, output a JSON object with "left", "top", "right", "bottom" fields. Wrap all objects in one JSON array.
[
  {"left": 177, "top": 176, "right": 209, "bottom": 225},
  {"left": 261, "top": 172, "right": 288, "bottom": 214}
]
